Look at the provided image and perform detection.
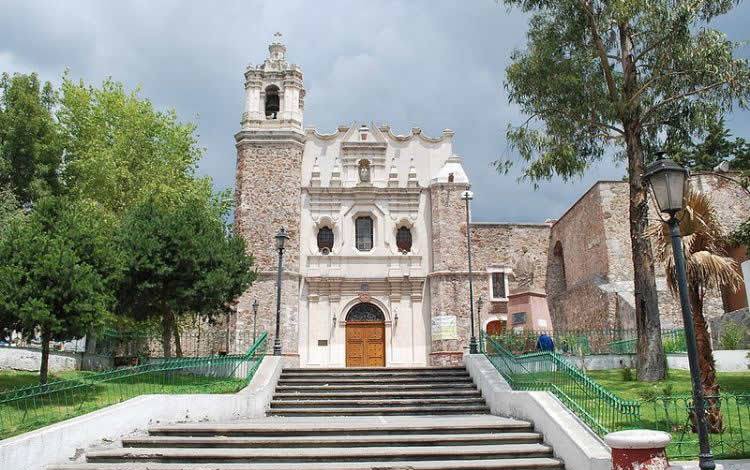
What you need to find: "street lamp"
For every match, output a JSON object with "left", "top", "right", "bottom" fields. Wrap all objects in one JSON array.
[
  {"left": 644, "top": 155, "right": 715, "bottom": 470},
  {"left": 252, "top": 299, "right": 259, "bottom": 344},
  {"left": 461, "top": 190, "right": 479, "bottom": 354},
  {"left": 273, "top": 228, "right": 289, "bottom": 356}
]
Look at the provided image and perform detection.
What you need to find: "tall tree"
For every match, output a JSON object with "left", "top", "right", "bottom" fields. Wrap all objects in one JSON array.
[
  {"left": 497, "top": 0, "right": 750, "bottom": 380},
  {"left": 0, "top": 197, "right": 121, "bottom": 384},
  {"left": 649, "top": 191, "right": 742, "bottom": 431},
  {"left": 57, "top": 76, "right": 208, "bottom": 216},
  {"left": 0, "top": 73, "right": 63, "bottom": 206},
  {"left": 664, "top": 117, "right": 750, "bottom": 178},
  {"left": 117, "top": 194, "right": 254, "bottom": 358}
]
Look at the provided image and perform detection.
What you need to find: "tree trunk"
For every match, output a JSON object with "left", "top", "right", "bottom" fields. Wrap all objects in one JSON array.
[
  {"left": 689, "top": 283, "right": 723, "bottom": 433},
  {"left": 173, "top": 320, "right": 183, "bottom": 358},
  {"left": 161, "top": 311, "right": 173, "bottom": 358},
  {"left": 39, "top": 325, "right": 52, "bottom": 385},
  {"left": 625, "top": 123, "right": 667, "bottom": 382},
  {"left": 618, "top": 25, "right": 666, "bottom": 381}
]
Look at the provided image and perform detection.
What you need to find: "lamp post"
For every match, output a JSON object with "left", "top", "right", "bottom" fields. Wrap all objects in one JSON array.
[
  {"left": 273, "top": 228, "right": 289, "bottom": 357},
  {"left": 477, "top": 295, "right": 484, "bottom": 352},
  {"left": 461, "top": 190, "right": 479, "bottom": 354},
  {"left": 644, "top": 155, "right": 715, "bottom": 470},
  {"left": 252, "top": 299, "right": 259, "bottom": 344}
]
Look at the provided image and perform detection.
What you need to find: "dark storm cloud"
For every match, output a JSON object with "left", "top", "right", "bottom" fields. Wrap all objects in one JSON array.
[{"left": 1, "top": 0, "right": 748, "bottom": 222}]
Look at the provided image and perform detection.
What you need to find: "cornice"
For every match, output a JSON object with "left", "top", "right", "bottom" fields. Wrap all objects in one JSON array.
[
  {"left": 235, "top": 129, "right": 306, "bottom": 147},
  {"left": 303, "top": 185, "right": 422, "bottom": 195}
]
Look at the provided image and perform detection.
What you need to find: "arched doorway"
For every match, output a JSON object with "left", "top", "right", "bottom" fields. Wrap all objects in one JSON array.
[{"left": 345, "top": 303, "right": 385, "bottom": 367}]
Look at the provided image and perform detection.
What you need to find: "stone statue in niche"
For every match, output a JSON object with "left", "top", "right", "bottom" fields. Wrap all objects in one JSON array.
[
  {"left": 358, "top": 159, "right": 371, "bottom": 183},
  {"left": 512, "top": 246, "right": 535, "bottom": 290}
]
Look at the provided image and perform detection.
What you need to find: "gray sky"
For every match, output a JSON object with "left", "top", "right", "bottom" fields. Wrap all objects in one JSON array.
[{"left": 1, "top": 0, "right": 748, "bottom": 222}]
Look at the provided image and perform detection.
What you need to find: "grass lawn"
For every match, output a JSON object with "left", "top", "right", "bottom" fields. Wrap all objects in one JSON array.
[
  {"left": 587, "top": 369, "right": 750, "bottom": 459},
  {"left": 0, "top": 369, "right": 247, "bottom": 440}
]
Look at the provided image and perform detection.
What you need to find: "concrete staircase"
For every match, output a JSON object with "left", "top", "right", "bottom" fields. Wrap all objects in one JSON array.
[
  {"left": 270, "top": 366, "right": 490, "bottom": 416},
  {"left": 48, "top": 367, "right": 565, "bottom": 470}
]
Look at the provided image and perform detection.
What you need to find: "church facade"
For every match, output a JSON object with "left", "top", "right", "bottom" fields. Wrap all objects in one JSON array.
[{"left": 231, "top": 38, "right": 749, "bottom": 367}]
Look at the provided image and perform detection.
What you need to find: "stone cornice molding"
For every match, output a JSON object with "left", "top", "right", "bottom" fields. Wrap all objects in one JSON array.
[
  {"left": 379, "top": 125, "right": 454, "bottom": 144},
  {"left": 428, "top": 181, "right": 470, "bottom": 190},
  {"left": 303, "top": 125, "right": 455, "bottom": 145},
  {"left": 303, "top": 186, "right": 422, "bottom": 196},
  {"left": 427, "top": 270, "right": 485, "bottom": 278},
  {"left": 235, "top": 129, "right": 306, "bottom": 147}
]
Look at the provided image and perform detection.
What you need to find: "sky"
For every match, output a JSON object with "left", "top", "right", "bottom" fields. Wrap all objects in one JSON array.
[{"left": 1, "top": 0, "right": 748, "bottom": 222}]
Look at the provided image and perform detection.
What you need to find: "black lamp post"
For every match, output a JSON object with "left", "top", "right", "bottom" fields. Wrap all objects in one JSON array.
[
  {"left": 273, "top": 228, "right": 289, "bottom": 357},
  {"left": 252, "top": 299, "right": 259, "bottom": 344},
  {"left": 461, "top": 190, "right": 479, "bottom": 354},
  {"left": 644, "top": 155, "right": 715, "bottom": 470}
]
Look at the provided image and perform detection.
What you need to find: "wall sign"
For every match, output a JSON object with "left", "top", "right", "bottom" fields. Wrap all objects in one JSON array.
[{"left": 431, "top": 315, "right": 458, "bottom": 340}]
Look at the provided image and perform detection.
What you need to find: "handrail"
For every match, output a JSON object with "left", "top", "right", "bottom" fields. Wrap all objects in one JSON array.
[
  {"left": 0, "top": 332, "right": 269, "bottom": 439},
  {"left": 483, "top": 332, "right": 640, "bottom": 435}
]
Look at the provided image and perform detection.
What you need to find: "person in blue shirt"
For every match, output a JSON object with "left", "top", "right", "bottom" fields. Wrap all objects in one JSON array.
[{"left": 536, "top": 333, "right": 555, "bottom": 352}]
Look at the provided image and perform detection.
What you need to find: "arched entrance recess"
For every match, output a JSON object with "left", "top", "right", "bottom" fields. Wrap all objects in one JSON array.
[{"left": 345, "top": 303, "right": 385, "bottom": 367}]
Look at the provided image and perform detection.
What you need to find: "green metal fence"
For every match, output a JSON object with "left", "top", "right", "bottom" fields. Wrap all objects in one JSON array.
[
  {"left": 644, "top": 394, "right": 750, "bottom": 459},
  {"left": 482, "top": 332, "right": 640, "bottom": 435},
  {"left": 494, "top": 328, "right": 687, "bottom": 355},
  {"left": 483, "top": 332, "right": 750, "bottom": 460},
  {"left": 0, "top": 332, "right": 268, "bottom": 440}
]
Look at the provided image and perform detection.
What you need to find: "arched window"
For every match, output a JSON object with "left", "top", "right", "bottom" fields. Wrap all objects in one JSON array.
[
  {"left": 396, "top": 226, "right": 412, "bottom": 253},
  {"left": 355, "top": 216, "right": 373, "bottom": 251},
  {"left": 317, "top": 226, "right": 334, "bottom": 254},
  {"left": 346, "top": 303, "right": 385, "bottom": 322},
  {"left": 265, "top": 85, "right": 280, "bottom": 119}
]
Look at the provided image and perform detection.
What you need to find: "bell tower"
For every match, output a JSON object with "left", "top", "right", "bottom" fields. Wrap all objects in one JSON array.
[
  {"left": 241, "top": 32, "right": 305, "bottom": 129},
  {"left": 233, "top": 34, "right": 305, "bottom": 362}
]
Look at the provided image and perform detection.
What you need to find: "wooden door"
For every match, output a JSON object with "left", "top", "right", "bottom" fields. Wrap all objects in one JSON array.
[{"left": 346, "top": 321, "right": 385, "bottom": 367}]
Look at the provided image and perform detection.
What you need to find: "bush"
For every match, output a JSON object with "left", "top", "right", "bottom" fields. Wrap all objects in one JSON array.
[
  {"left": 719, "top": 322, "right": 745, "bottom": 350},
  {"left": 621, "top": 367, "right": 635, "bottom": 382}
]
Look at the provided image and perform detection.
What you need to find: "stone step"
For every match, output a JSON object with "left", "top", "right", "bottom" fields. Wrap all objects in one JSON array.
[
  {"left": 269, "top": 398, "right": 487, "bottom": 408},
  {"left": 284, "top": 367, "right": 466, "bottom": 373},
  {"left": 280, "top": 370, "right": 470, "bottom": 378},
  {"left": 147, "top": 420, "right": 534, "bottom": 437},
  {"left": 274, "top": 383, "right": 477, "bottom": 392},
  {"left": 268, "top": 405, "right": 491, "bottom": 416},
  {"left": 50, "top": 457, "right": 565, "bottom": 469},
  {"left": 272, "top": 390, "right": 482, "bottom": 399},
  {"left": 121, "top": 432, "right": 543, "bottom": 448},
  {"left": 277, "top": 376, "right": 472, "bottom": 385},
  {"left": 84, "top": 443, "right": 554, "bottom": 463}
]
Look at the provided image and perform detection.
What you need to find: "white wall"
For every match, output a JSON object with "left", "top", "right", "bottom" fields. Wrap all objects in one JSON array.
[
  {"left": 0, "top": 347, "right": 80, "bottom": 372},
  {"left": 0, "top": 356, "right": 283, "bottom": 470}
]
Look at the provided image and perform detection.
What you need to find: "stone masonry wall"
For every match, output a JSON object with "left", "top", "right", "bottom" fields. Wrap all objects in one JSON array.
[
  {"left": 430, "top": 182, "right": 470, "bottom": 272},
  {"left": 233, "top": 139, "right": 303, "bottom": 362},
  {"left": 471, "top": 223, "right": 551, "bottom": 293},
  {"left": 235, "top": 141, "right": 303, "bottom": 271}
]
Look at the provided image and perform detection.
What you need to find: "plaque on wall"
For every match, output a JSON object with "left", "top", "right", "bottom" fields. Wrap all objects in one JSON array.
[{"left": 431, "top": 315, "right": 458, "bottom": 340}]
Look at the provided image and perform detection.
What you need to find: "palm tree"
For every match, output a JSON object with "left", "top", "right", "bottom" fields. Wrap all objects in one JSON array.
[{"left": 648, "top": 190, "right": 743, "bottom": 433}]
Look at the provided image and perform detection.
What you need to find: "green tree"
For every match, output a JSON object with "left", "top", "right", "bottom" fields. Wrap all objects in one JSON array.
[
  {"left": 117, "top": 195, "right": 254, "bottom": 358},
  {"left": 0, "top": 73, "right": 63, "bottom": 206},
  {"left": 0, "top": 197, "right": 121, "bottom": 384},
  {"left": 497, "top": 0, "right": 750, "bottom": 381},
  {"left": 0, "top": 185, "right": 20, "bottom": 234},
  {"left": 57, "top": 76, "right": 208, "bottom": 216},
  {"left": 664, "top": 117, "right": 750, "bottom": 177}
]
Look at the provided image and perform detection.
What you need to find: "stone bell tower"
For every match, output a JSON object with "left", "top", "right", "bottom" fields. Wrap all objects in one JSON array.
[{"left": 233, "top": 33, "right": 305, "bottom": 362}]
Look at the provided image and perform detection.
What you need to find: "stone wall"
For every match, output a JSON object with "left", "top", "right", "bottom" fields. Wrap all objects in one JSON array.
[
  {"left": 232, "top": 274, "right": 300, "bottom": 362},
  {"left": 549, "top": 184, "right": 610, "bottom": 289},
  {"left": 548, "top": 175, "right": 748, "bottom": 333},
  {"left": 471, "top": 223, "right": 551, "bottom": 292},
  {"left": 429, "top": 182, "right": 470, "bottom": 272},
  {"left": 235, "top": 141, "right": 303, "bottom": 271},
  {"left": 233, "top": 137, "right": 304, "bottom": 363}
]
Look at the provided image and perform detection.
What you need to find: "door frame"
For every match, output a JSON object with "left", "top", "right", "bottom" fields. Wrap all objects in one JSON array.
[{"left": 343, "top": 302, "right": 387, "bottom": 368}]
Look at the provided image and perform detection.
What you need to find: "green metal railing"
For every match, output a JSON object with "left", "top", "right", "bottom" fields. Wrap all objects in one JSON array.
[
  {"left": 483, "top": 332, "right": 750, "bottom": 460},
  {"left": 494, "top": 328, "right": 687, "bottom": 355},
  {"left": 482, "top": 332, "right": 641, "bottom": 435},
  {"left": 644, "top": 393, "right": 750, "bottom": 459},
  {"left": 0, "top": 332, "right": 268, "bottom": 440}
]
